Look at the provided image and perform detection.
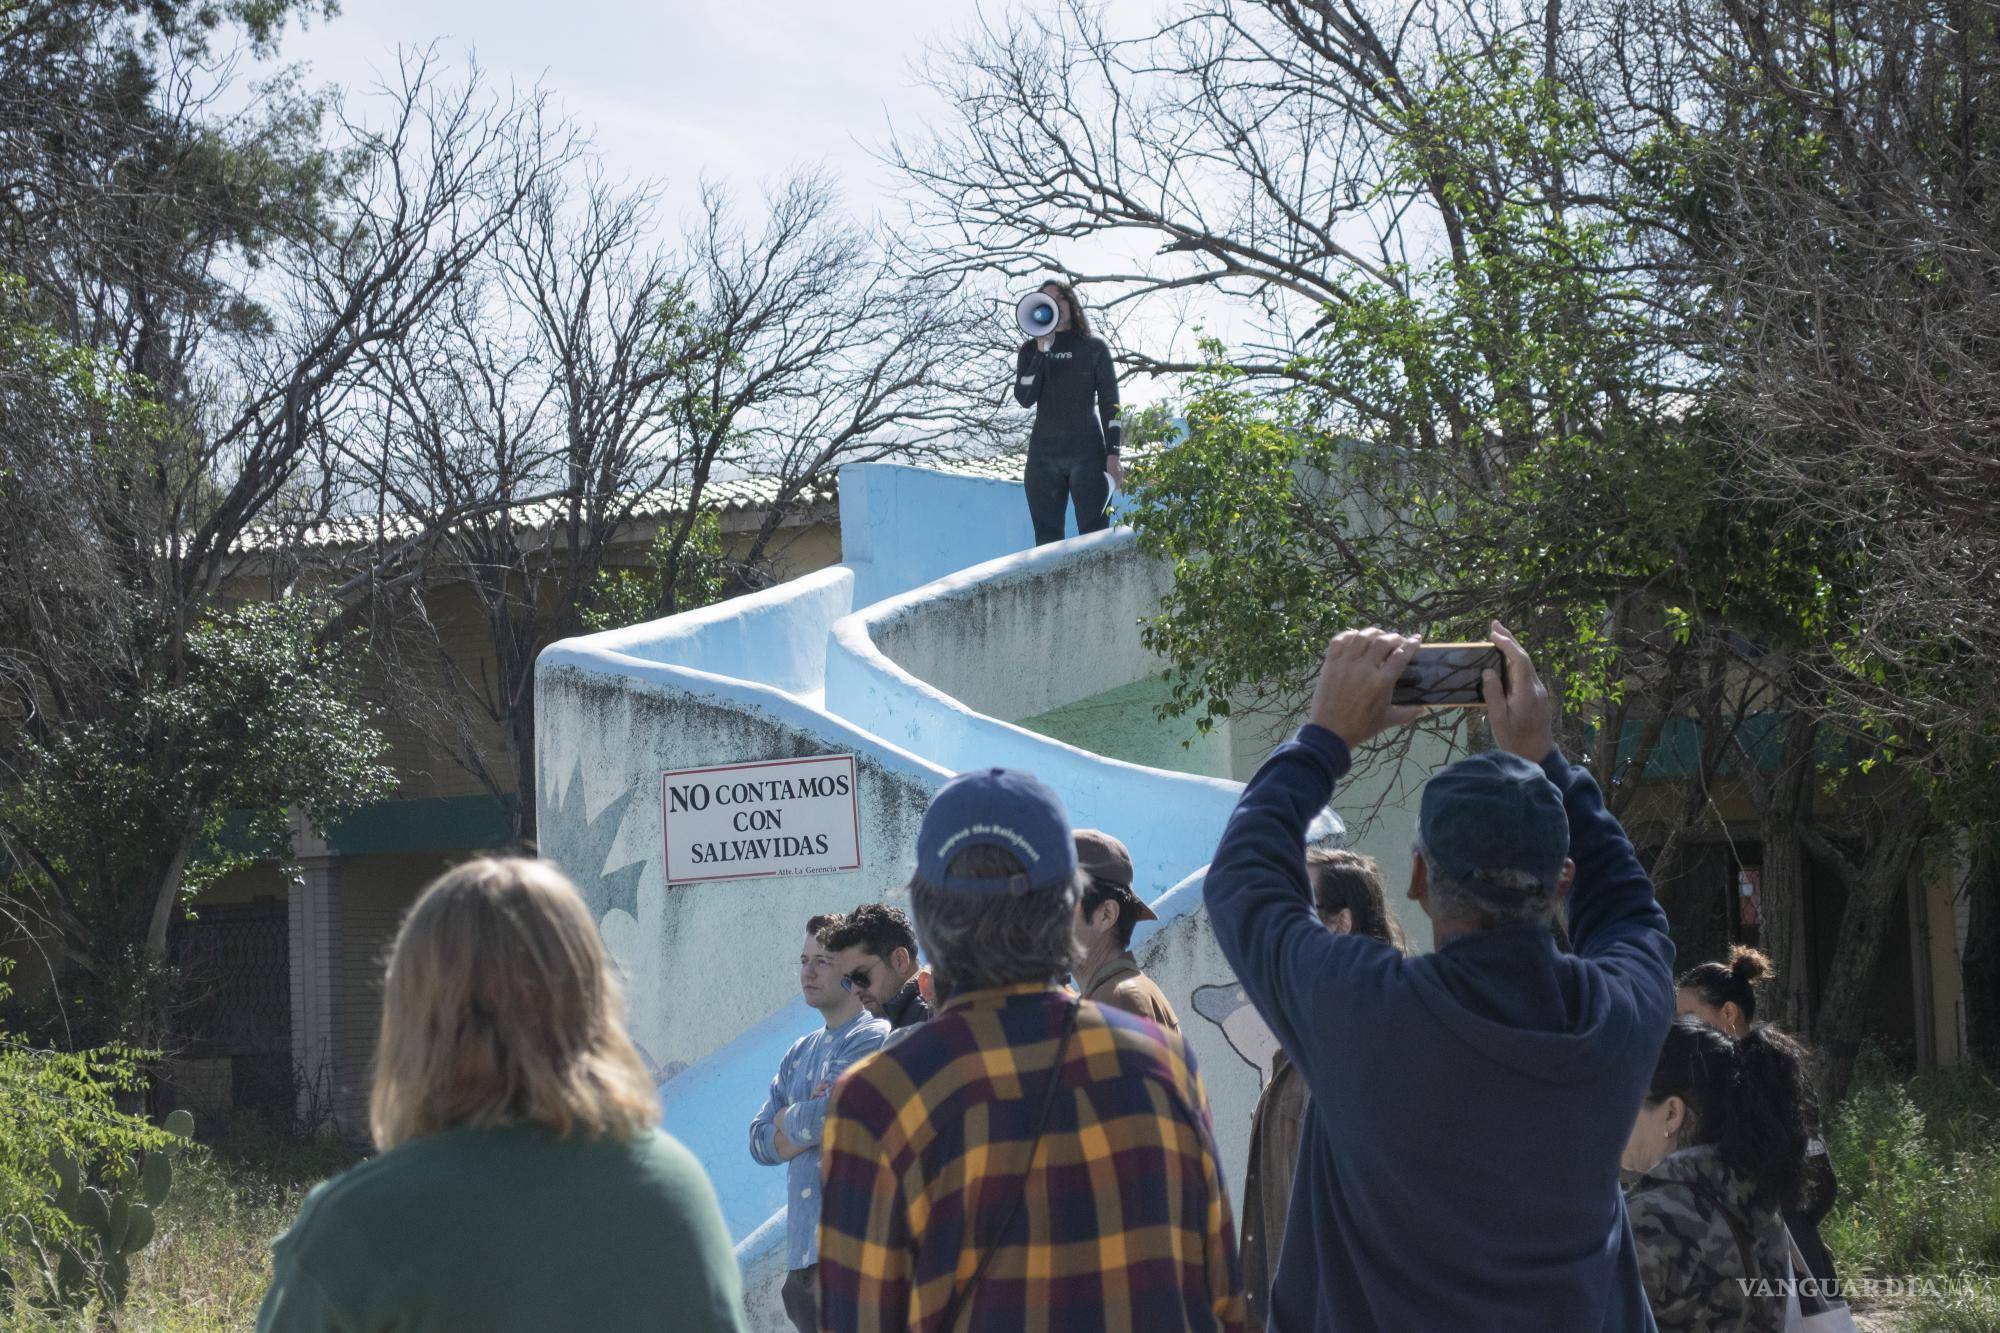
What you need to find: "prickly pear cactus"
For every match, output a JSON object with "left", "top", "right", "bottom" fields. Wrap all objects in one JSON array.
[
  {"left": 141, "top": 1146, "right": 173, "bottom": 1208},
  {"left": 22, "top": 1108, "right": 196, "bottom": 1311}
]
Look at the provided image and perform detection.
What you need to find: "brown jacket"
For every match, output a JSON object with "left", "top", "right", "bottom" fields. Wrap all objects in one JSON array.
[
  {"left": 1240, "top": 1051, "right": 1307, "bottom": 1330},
  {"left": 1081, "top": 951, "right": 1180, "bottom": 1031}
]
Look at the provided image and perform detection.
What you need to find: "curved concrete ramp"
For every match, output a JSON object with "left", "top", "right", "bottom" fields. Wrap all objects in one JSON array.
[{"left": 533, "top": 459, "right": 1361, "bottom": 1327}]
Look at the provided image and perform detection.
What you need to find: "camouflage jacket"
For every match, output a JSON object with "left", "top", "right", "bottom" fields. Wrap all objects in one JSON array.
[{"left": 1625, "top": 1145, "right": 1792, "bottom": 1333}]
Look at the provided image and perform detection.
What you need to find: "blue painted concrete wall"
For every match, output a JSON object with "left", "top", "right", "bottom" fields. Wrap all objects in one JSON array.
[{"left": 534, "top": 458, "right": 1347, "bottom": 1328}]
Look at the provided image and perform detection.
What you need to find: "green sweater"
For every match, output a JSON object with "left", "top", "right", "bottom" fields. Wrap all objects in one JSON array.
[{"left": 257, "top": 1123, "right": 747, "bottom": 1333}]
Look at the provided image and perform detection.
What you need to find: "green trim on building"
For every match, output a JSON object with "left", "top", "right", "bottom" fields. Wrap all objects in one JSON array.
[
  {"left": 211, "top": 793, "right": 518, "bottom": 859},
  {"left": 325, "top": 794, "right": 518, "bottom": 856},
  {"left": 1606, "top": 712, "right": 1853, "bottom": 780}
]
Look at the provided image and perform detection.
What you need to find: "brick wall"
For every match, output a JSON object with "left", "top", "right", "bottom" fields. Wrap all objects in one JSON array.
[{"left": 289, "top": 852, "right": 438, "bottom": 1139}]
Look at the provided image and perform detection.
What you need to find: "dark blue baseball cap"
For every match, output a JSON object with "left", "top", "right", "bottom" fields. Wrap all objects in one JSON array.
[
  {"left": 1418, "top": 751, "right": 1569, "bottom": 888},
  {"left": 917, "top": 768, "right": 1078, "bottom": 895}
]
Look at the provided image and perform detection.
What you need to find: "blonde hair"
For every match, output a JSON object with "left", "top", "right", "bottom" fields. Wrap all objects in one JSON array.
[{"left": 369, "top": 857, "right": 659, "bottom": 1151}]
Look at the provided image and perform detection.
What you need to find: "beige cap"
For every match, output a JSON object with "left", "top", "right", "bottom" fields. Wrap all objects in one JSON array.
[{"left": 1073, "top": 829, "right": 1157, "bottom": 922}]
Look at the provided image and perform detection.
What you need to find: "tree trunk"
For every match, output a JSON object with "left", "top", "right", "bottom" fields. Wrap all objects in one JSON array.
[
  {"left": 1746, "top": 712, "right": 1819, "bottom": 1033},
  {"left": 143, "top": 841, "right": 192, "bottom": 958},
  {"left": 1805, "top": 789, "right": 1933, "bottom": 1098},
  {"left": 740, "top": 493, "right": 795, "bottom": 576},
  {"left": 1755, "top": 808, "right": 1814, "bottom": 1033},
  {"left": 1961, "top": 829, "right": 2000, "bottom": 1072}
]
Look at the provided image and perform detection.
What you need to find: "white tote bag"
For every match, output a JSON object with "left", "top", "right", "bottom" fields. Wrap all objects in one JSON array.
[{"left": 1783, "top": 1231, "right": 1857, "bottom": 1333}]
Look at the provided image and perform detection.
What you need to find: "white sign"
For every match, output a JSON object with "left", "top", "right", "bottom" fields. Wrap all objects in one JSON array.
[{"left": 661, "top": 755, "right": 861, "bottom": 885}]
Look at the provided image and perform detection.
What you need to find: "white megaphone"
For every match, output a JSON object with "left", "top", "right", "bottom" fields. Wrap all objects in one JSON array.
[{"left": 1016, "top": 291, "right": 1060, "bottom": 340}]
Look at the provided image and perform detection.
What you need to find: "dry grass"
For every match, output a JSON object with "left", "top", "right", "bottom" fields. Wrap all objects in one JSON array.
[
  {"left": 4, "top": 1119, "right": 361, "bottom": 1332},
  {"left": 7, "top": 1059, "right": 1998, "bottom": 1330}
]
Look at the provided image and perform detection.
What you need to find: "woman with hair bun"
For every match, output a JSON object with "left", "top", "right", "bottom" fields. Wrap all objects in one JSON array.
[
  {"left": 1677, "top": 946, "right": 1841, "bottom": 1285},
  {"left": 1677, "top": 944, "right": 1772, "bottom": 1036},
  {"left": 257, "top": 858, "right": 747, "bottom": 1332},
  {"left": 1622, "top": 1015, "right": 1815, "bottom": 1331}
]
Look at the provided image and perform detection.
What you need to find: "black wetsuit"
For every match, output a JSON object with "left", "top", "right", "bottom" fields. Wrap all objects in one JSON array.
[{"left": 1014, "top": 330, "right": 1122, "bottom": 544}]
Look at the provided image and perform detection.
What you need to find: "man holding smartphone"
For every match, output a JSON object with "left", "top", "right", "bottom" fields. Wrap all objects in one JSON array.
[{"left": 1204, "top": 622, "right": 1674, "bottom": 1331}]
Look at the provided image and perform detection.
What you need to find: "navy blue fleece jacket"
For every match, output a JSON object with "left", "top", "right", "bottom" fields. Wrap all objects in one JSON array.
[{"left": 1206, "top": 725, "right": 1674, "bottom": 1332}]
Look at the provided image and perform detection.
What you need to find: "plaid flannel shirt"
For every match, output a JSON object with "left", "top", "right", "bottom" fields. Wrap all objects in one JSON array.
[{"left": 817, "top": 982, "right": 1244, "bottom": 1333}]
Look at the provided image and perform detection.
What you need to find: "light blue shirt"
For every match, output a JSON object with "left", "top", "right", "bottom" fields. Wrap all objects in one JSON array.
[{"left": 748, "top": 1008, "right": 889, "bottom": 1269}]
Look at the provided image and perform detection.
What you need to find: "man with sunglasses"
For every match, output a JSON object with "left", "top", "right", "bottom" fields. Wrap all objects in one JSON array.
[
  {"left": 748, "top": 912, "right": 890, "bottom": 1333},
  {"left": 826, "top": 903, "right": 932, "bottom": 1029}
]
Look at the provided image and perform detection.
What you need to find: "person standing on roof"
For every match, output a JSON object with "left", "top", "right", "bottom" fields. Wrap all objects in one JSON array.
[{"left": 1013, "top": 278, "right": 1123, "bottom": 544}]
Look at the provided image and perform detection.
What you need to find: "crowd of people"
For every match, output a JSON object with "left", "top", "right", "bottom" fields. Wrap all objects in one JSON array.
[{"left": 254, "top": 624, "right": 1853, "bottom": 1332}]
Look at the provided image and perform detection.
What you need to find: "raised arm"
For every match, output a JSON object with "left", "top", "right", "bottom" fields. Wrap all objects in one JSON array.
[
  {"left": 1205, "top": 631, "right": 1420, "bottom": 1074},
  {"left": 1484, "top": 622, "right": 1673, "bottom": 1015},
  {"left": 1541, "top": 751, "right": 1672, "bottom": 988},
  {"left": 1013, "top": 339, "right": 1045, "bottom": 408},
  {"left": 1205, "top": 726, "right": 1358, "bottom": 1060}
]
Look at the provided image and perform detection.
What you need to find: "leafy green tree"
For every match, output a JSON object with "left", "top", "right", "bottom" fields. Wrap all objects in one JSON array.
[
  {"left": 2, "top": 597, "right": 393, "bottom": 1046},
  {"left": 909, "top": 0, "right": 1972, "bottom": 1070},
  {"left": 3, "top": 260, "right": 393, "bottom": 1045},
  {"left": 1625, "top": 0, "right": 2000, "bottom": 1062},
  {"left": 2, "top": 0, "right": 574, "bottom": 1048},
  {"left": 1120, "top": 38, "right": 1912, "bottom": 1064},
  {"left": 1125, "top": 46, "right": 1786, "bottom": 769},
  {"left": 582, "top": 514, "right": 730, "bottom": 634},
  {"left": 0, "top": 0, "right": 342, "bottom": 389}
]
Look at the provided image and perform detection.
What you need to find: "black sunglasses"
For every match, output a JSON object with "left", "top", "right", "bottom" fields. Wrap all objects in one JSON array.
[{"left": 839, "top": 966, "right": 876, "bottom": 993}]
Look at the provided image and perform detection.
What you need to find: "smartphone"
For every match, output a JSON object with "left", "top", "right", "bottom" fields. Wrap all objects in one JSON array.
[{"left": 1393, "top": 642, "right": 1505, "bottom": 707}]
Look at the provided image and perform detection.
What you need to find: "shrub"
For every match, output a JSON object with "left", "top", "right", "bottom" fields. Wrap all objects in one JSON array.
[
  {"left": 0, "top": 961, "right": 182, "bottom": 1307},
  {"left": 3, "top": 1113, "right": 363, "bottom": 1331},
  {"left": 1822, "top": 1048, "right": 2000, "bottom": 1309}
]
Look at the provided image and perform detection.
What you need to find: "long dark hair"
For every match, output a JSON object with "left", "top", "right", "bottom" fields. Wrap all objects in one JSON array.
[
  {"left": 1679, "top": 944, "right": 1773, "bottom": 1025},
  {"left": 1307, "top": 847, "right": 1402, "bottom": 949},
  {"left": 1039, "top": 278, "right": 1092, "bottom": 338},
  {"left": 1645, "top": 1014, "right": 1813, "bottom": 1210}
]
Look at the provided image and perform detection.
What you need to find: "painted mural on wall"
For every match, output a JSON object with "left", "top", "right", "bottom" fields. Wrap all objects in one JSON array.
[
  {"left": 542, "top": 756, "right": 684, "bottom": 1090},
  {"left": 1191, "top": 982, "right": 1283, "bottom": 1088}
]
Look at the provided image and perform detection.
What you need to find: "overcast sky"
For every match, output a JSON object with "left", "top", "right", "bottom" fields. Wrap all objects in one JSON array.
[
  {"left": 272, "top": 0, "right": 1152, "bottom": 221},
  {"left": 246, "top": 1, "right": 1222, "bottom": 408}
]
